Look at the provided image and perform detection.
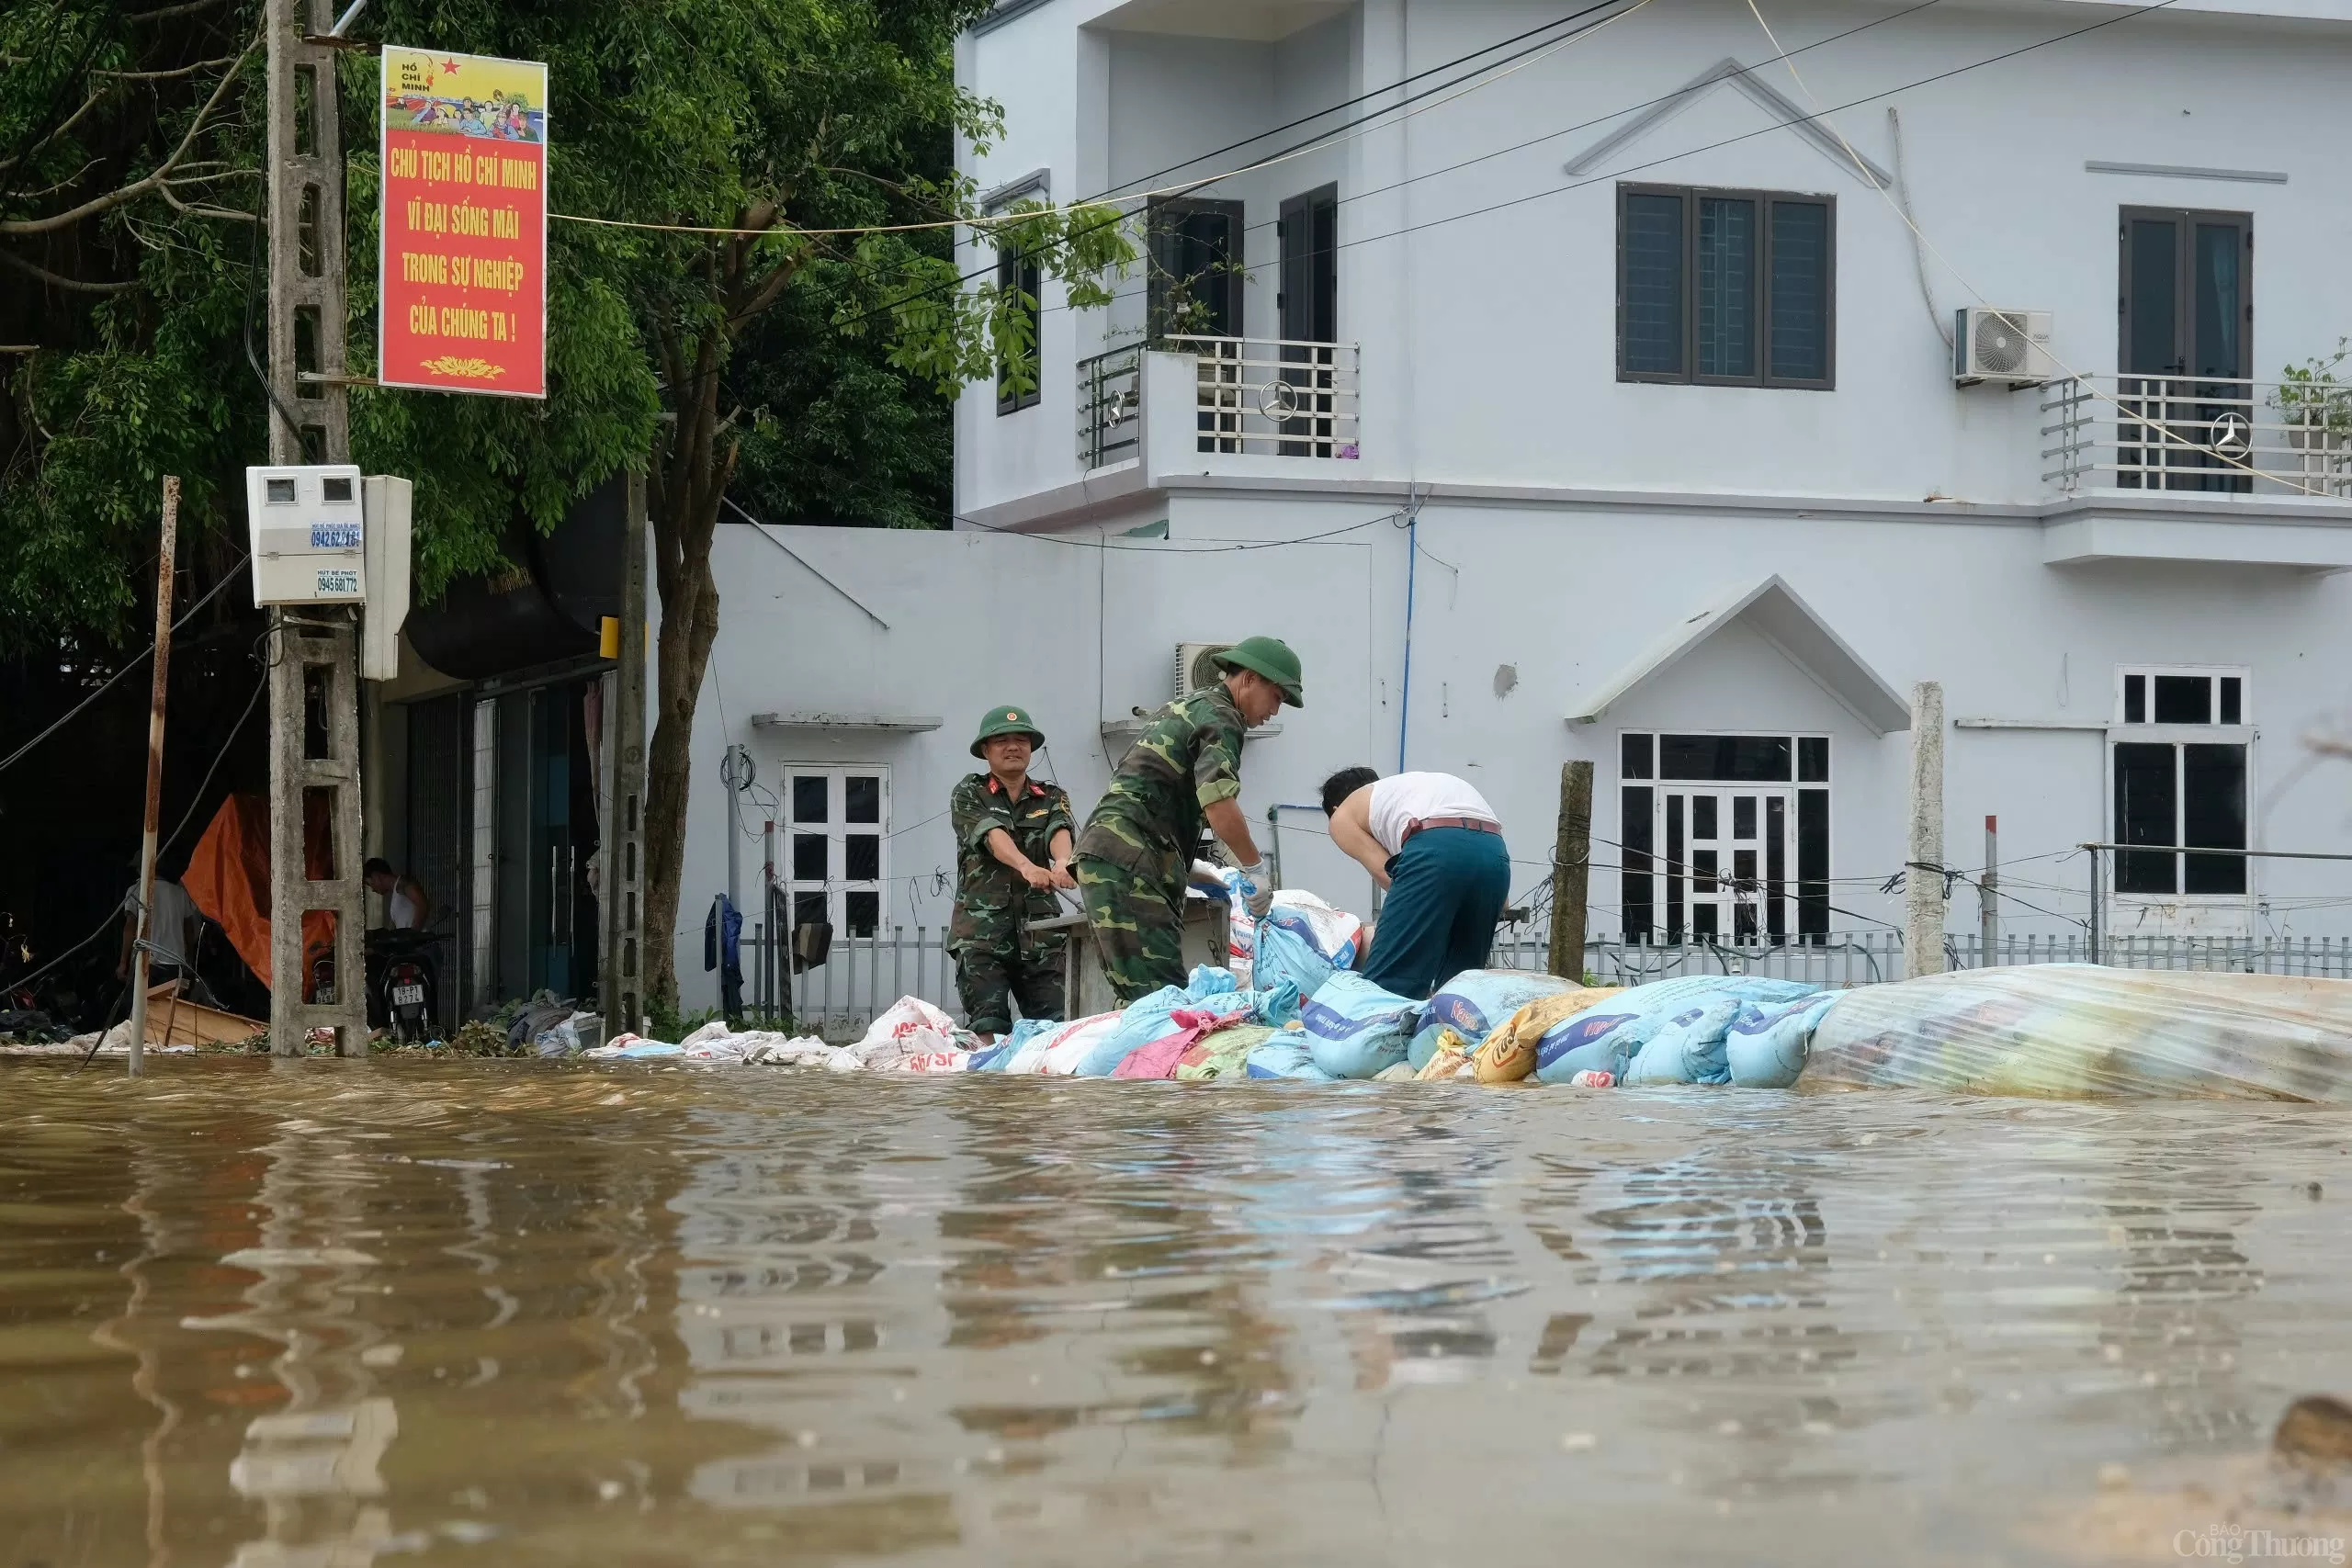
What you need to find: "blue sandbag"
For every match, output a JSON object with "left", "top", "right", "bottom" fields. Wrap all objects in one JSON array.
[
  {"left": 1253, "top": 920, "right": 1340, "bottom": 1001},
  {"left": 1532, "top": 976, "right": 1822, "bottom": 1085},
  {"left": 1245, "top": 1035, "right": 1335, "bottom": 1079},
  {"left": 1623, "top": 999, "right": 1743, "bottom": 1085},
  {"left": 1724, "top": 993, "right": 1841, "bottom": 1088},
  {"left": 1301, "top": 972, "right": 1421, "bottom": 1079},
  {"left": 971, "top": 1016, "right": 1059, "bottom": 1074},
  {"left": 1408, "top": 969, "right": 1577, "bottom": 1069}
]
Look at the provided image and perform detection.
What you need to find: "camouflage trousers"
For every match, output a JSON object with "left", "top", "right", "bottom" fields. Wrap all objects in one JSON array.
[
  {"left": 1074, "top": 854, "right": 1188, "bottom": 1009},
  {"left": 952, "top": 931, "right": 1067, "bottom": 1037}
]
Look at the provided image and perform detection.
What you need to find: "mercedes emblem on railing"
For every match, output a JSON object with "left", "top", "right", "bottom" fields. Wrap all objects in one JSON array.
[
  {"left": 1256, "top": 379, "right": 1300, "bottom": 420},
  {"left": 2211, "top": 411, "right": 2254, "bottom": 460}
]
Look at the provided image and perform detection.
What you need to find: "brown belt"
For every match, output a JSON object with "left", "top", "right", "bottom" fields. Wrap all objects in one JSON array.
[{"left": 1401, "top": 816, "right": 1500, "bottom": 845}]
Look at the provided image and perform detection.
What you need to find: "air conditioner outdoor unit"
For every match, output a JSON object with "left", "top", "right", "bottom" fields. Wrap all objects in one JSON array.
[
  {"left": 1953, "top": 307, "right": 2057, "bottom": 387},
  {"left": 1172, "top": 641, "right": 1233, "bottom": 700}
]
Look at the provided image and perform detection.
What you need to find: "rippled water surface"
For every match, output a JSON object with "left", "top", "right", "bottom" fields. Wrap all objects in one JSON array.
[{"left": 4, "top": 1061, "right": 2350, "bottom": 1567}]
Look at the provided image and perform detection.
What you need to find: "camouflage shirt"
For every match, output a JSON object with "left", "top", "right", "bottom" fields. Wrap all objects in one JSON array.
[
  {"left": 949, "top": 772, "right": 1075, "bottom": 951},
  {"left": 1074, "top": 683, "right": 1247, "bottom": 883}
]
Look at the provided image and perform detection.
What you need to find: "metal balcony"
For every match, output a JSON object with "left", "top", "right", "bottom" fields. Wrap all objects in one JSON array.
[
  {"left": 1077, "top": 335, "right": 1359, "bottom": 472},
  {"left": 2041, "top": 373, "right": 2352, "bottom": 498}
]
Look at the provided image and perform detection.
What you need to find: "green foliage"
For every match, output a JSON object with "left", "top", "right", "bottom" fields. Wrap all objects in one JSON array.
[
  {"left": 4, "top": 0, "right": 1140, "bottom": 649},
  {"left": 2275, "top": 338, "right": 2352, "bottom": 441}
]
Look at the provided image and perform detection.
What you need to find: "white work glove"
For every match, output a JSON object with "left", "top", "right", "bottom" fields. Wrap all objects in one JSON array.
[{"left": 1236, "top": 860, "right": 1275, "bottom": 919}]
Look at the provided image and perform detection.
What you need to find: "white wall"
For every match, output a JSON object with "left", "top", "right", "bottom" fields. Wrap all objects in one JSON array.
[
  {"left": 959, "top": 0, "right": 2352, "bottom": 516},
  {"left": 669, "top": 501, "right": 2352, "bottom": 1010}
]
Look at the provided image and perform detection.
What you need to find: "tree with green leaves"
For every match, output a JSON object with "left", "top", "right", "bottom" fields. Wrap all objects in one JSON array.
[{"left": 3, "top": 0, "right": 1136, "bottom": 1011}]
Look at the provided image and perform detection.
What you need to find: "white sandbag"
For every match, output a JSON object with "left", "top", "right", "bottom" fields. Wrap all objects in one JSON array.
[
  {"left": 847, "top": 997, "right": 960, "bottom": 1070},
  {"left": 1301, "top": 972, "right": 1420, "bottom": 1079},
  {"left": 1037, "top": 1012, "right": 1122, "bottom": 1076}
]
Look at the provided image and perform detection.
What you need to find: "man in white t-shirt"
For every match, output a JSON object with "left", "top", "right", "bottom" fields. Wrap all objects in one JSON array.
[{"left": 1320, "top": 767, "right": 1510, "bottom": 999}]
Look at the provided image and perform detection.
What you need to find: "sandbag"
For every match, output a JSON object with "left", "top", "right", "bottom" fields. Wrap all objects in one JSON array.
[
  {"left": 1245, "top": 1035, "right": 1335, "bottom": 1080},
  {"left": 1301, "top": 972, "right": 1420, "bottom": 1079},
  {"left": 1373, "top": 1061, "right": 1419, "bottom": 1082},
  {"left": 1473, "top": 989, "right": 1623, "bottom": 1083},
  {"left": 1411, "top": 969, "right": 1578, "bottom": 1069},
  {"left": 1037, "top": 1012, "right": 1122, "bottom": 1075},
  {"left": 1724, "top": 992, "right": 1841, "bottom": 1088},
  {"left": 1417, "top": 1026, "right": 1476, "bottom": 1082},
  {"left": 972, "top": 1016, "right": 1059, "bottom": 1074},
  {"left": 1077, "top": 967, "right": 1297, "bottom": 1077},
  {"left": 1532, "top": 976, "right": 1821, "bottom": 1085},
  {"left": 1177, "top": 1023, "right": 1275, "bottom": 1081},
  {"left": 1803, "top": 966, "right": 2352, "bottom": 1100},
  {"left": 846, "top": 997, "right": 964, "bottom": 1070},
  {"left": 1247, "top": 895, "right": 1363, "bottom": 1001}
]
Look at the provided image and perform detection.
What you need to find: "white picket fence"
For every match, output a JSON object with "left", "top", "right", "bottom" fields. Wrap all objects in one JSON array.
[{"left": 745, "top": 926, "right": 2352, "bottom": 1043}]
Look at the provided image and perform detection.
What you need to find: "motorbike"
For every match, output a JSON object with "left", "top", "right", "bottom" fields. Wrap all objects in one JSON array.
[{"left": 365, "top": 928, "right": 445, "bottom": 1042}]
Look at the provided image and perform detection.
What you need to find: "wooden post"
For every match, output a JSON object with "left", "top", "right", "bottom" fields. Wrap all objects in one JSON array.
[
  {"left": 264, "top": 0, "right": 365, "bottom": 1055},
  {"left": 598, "top": 469, "right": 650, "bottom": 1043},
  {"left": 126, "top": 477, "right": 181, "bottom": 1077},
  {"left": 1547, "top": 760, "right": 1593, "bottom": 981},
  {"left": 1905, "top": 682, "right": 1946, "bottom": 979},
  {"left": 1979, "top": 814, "right": 1999, "bottom": 967}
]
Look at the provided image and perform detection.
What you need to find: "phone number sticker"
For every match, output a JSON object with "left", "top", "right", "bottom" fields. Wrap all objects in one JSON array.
[
  {"left": 316, "top": 569, "right": 360, "bottom": 596},
  {"left": 311, "top": 521, "right": 362, "bottom": 549}
]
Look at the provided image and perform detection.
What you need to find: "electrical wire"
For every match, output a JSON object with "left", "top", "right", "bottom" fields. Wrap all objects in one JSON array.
[{"left": 0, "top": 557, "right": 250, "bottom": 778}]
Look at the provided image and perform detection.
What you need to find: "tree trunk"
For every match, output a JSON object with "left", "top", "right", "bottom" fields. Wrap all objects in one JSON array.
[{"left": 640, "top": 323, "right": 736, "bottom": 1014}]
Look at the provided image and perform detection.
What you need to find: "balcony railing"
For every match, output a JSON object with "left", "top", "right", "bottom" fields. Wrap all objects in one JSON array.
[
  {"left": 1165, "top": 334, "right": 1359, "bottom": 458},
  {"left": 2041, "top": 373, "right": 2352, "bottom": 497},
  {"left": 1076, "top": 335, "right": 1361, "bottom": 470},
  {"left": 1076, "top": 344, "right": 1141, "bottom": 470}
]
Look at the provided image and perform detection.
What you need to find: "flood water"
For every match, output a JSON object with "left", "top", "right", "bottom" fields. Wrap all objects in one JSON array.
[{"left": 3, "top": 1061, "right": 2349, "bottom": 1567}]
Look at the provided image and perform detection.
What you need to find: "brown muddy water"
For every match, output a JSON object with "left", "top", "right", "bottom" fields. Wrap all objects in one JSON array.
[{"left": 3, "top": 1061, "right": 2349, "bottom": 1568}]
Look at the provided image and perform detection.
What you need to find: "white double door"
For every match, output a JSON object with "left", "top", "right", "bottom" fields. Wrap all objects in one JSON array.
[{"left": 1659, "top": 784, "right": 1795, "bottom": 942}]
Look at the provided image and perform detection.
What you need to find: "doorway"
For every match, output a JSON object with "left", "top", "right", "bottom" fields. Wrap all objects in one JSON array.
[
  {"left": 2118, "top": 208, "right": 2252, "bottom": 492},
  {"left": 1149, "top": 196, "right": 1245, "bottom": 454},
  {"left": 1278, "top": 184, "right": 1339, "bottom": 457}
]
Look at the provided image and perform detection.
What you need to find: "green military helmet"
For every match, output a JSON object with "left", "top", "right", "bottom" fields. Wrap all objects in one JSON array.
[
  {"left": 1212, "top": 636, "right": 1305, "bottom": 707},
  {"left": 970, "top": 704, "right": 1046, "bottom": 757}
]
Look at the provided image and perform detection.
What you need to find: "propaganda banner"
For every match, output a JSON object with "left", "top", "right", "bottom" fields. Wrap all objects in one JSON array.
[{"left": 379, "top": 45, "right": 548, "bottom": 398}]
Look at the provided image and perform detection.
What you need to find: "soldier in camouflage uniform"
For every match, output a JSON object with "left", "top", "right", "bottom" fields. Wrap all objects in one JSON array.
[
  {"left": 950, "top": 705, "right": 1077, "bottom": 1039},
  {"left": 1074, "top": 636, "right": 1304, "bottom": 1005}
]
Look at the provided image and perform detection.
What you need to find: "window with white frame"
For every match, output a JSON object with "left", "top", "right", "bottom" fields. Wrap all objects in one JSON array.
[
  {"left": 781, "top": 765, "right": 889, "bottom": 937},
  {"left": 2110, "top": 667, "right": 2249, "bottom": 897},
  {"left": 1619, "top": 731, "right": 1830, "bottom": 943}
]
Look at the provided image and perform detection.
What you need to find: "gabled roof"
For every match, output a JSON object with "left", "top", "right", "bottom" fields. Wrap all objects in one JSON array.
[
  {"left": 1566, "top": 575, "right": 1912, "bottom": 734},
  {"left": 1563, "top": 57, "right": 1892, "bottom": 189}
]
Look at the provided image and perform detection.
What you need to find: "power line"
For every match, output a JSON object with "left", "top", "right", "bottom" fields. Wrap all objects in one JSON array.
[{"left": 0, "top": 556, "right": 250, "bottom": 779}]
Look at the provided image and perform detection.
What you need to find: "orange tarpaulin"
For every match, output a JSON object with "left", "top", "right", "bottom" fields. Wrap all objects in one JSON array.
[{"left": 180, "top": 793, "right": 335, "bottom": 995}]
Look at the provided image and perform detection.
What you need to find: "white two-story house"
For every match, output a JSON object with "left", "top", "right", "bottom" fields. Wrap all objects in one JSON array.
[{"left": 667, "top": 0, "right": 2352, "bottom": 1011}]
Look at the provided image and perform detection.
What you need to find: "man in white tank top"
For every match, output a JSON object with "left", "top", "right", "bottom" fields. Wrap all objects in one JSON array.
[
  {"left": 1320, "top": 768, "right": 1510, "bottom": 999},
  {"left": 364, "top": 858, "right": 432, "bottom": 930}
]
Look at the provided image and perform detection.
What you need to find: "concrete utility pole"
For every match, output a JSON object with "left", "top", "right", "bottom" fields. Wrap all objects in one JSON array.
[
  {"left": 265, "top": 0, "right": 367, "bottom": 1055},
  {"left": 1547, "top": 760, "right": 1593, "bottom": 982},
  {"left": 1980, "top": 814, "right": 1999, "bottom": 965},
  {"left": 126, "top": 477, "right": 181, "bottom": 1077},
  {"left": 597, "top": 471, "right": 650, "bottom": 1045},
  {"left": 1905, "top": 681, "right": 1946, "bottom": 979}
]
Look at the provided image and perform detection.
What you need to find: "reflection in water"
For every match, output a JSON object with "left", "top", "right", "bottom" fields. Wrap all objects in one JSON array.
[{"left": 3, "top": 1068, "right": 2352, "bottom": 1566}]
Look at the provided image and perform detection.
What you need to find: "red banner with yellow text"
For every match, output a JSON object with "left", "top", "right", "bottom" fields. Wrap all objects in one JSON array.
[{"left": 379, "top": 45, "right": 548, "bottom": 398}]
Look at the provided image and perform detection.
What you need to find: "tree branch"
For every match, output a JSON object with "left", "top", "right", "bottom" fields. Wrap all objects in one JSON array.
[
  {"left": 0, "top": 247, "right": 141, "bottom": 294},
  {"left": 0, "top": 28, "right": 258, "bottom": 237},
  {"left": 128, "top": 0, "right": 229, "bottom": 21},
  {"left": 96, "top": 51, "right": 241, "bottom": 81}
]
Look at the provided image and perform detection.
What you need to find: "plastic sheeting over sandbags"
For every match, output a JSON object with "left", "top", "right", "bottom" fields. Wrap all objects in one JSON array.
[
  {"left": 1532, "top": 976, "right": 1823, "bottom": 1085},
  {"left": 1301, "top": 972, "right": 1421, "bottom": 1079},
  {"left": 1803, "top": 966, "right": 2352, "bottom": 1100},
  {"left": 1409, "top": 969, "right": 1578, "bottom": 1070}
]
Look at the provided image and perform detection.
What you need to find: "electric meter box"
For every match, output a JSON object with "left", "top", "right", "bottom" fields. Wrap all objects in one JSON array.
[{"left": 245, "top": 463, "right": 366, "bottom": 605}]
